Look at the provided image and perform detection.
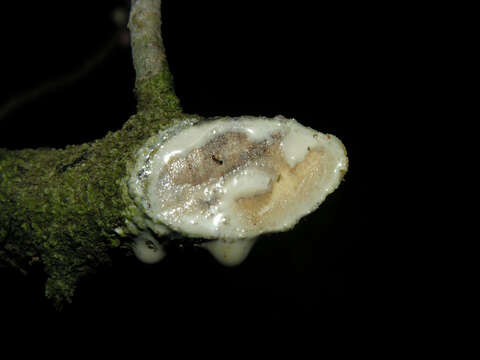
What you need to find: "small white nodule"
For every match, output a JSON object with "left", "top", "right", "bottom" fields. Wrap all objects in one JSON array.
[
  {"left": 201, "top": 238, "right": 257, "bottom": 266},
  {"left": 133, "top": 232, "right": 165, "bottom": 264},
  {"left": 129, "top": 115, "right": 348, "bottom": 265}
]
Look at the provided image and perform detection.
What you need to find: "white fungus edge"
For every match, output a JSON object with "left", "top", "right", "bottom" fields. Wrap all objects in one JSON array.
[{"left": 126, "top": 115, "right": 348, "bottom": 266}]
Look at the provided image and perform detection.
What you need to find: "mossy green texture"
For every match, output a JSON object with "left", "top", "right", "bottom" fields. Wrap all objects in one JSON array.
[
  {"left": 0, "top": 69, "right": 187, "bottom": 308},
  {"left": 135, "top": 60, "right": 180, "bottom": 115}
]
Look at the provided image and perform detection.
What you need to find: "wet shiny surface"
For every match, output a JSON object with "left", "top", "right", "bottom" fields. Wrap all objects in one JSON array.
[{"left": 129, "top": 116, "right": 348, "bottom": 264}]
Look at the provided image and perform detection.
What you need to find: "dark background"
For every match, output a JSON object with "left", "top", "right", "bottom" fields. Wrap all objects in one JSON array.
[{"left": 0, "top": 0, "right": 399, "bottom": 341}]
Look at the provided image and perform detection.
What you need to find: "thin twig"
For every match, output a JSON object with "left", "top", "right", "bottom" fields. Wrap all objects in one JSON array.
[{"left": 128, "top": 0, "right": 165, "bottom": 86}]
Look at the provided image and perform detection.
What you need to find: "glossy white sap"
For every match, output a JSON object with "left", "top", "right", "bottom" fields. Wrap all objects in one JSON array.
[
  {"left": 133, "top": 231, "right": 165, "bottom": 264},
  {"left": 129, "top": 116, "right": 348, "bottom": 265}
]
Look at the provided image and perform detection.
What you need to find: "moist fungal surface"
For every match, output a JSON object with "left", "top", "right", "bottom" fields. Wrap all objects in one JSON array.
[{"left": 129, "top": 115, "right": 348, "bottom": 244}]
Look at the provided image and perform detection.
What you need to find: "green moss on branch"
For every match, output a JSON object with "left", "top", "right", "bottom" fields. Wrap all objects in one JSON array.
[{"left": 0, "top": 68, "right": 187, "bottom": 307}]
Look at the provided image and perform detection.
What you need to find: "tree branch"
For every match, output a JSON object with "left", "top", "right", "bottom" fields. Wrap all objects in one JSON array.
[
  {"left": 0, "top": 1, "right": 348, "bottom": 309},
  {"left": 0, "top": 1, "right": 183, "bottom": 308},
  {"left": 128, "top": 0, "right": 178, "bottom": 113},
  {"left": 128, "top": 0, "right": 165, "bottom": 84}
]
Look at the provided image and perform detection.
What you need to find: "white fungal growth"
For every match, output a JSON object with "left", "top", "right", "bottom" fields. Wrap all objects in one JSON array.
[
  {"left": 128, "top": 115, "right": 348, "bottom": 265},
  {"left": 201, "top": 237, "right": 257, "bottom": 266},
  {"left": 133, "top": 231, "right": 165, "bottom": 264}
]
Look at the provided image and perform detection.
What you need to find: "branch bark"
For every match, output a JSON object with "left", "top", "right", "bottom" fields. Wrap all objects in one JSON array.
[
  {"left": 0, "top": 0, "right": 185, "bottom": 308},
  {"left": 128, "top": 0, "right": 178, "bottom": 113},
  {"left": 129, "top": 0, "right": 165, "bottom": 86},
  {"left": 0, "top": 0, "right": 349, "bottom": 308}
]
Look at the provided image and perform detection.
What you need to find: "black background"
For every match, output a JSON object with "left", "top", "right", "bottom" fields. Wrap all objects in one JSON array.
[{"left": 0, "top": 0, "right": 400, "bottom": 344}]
